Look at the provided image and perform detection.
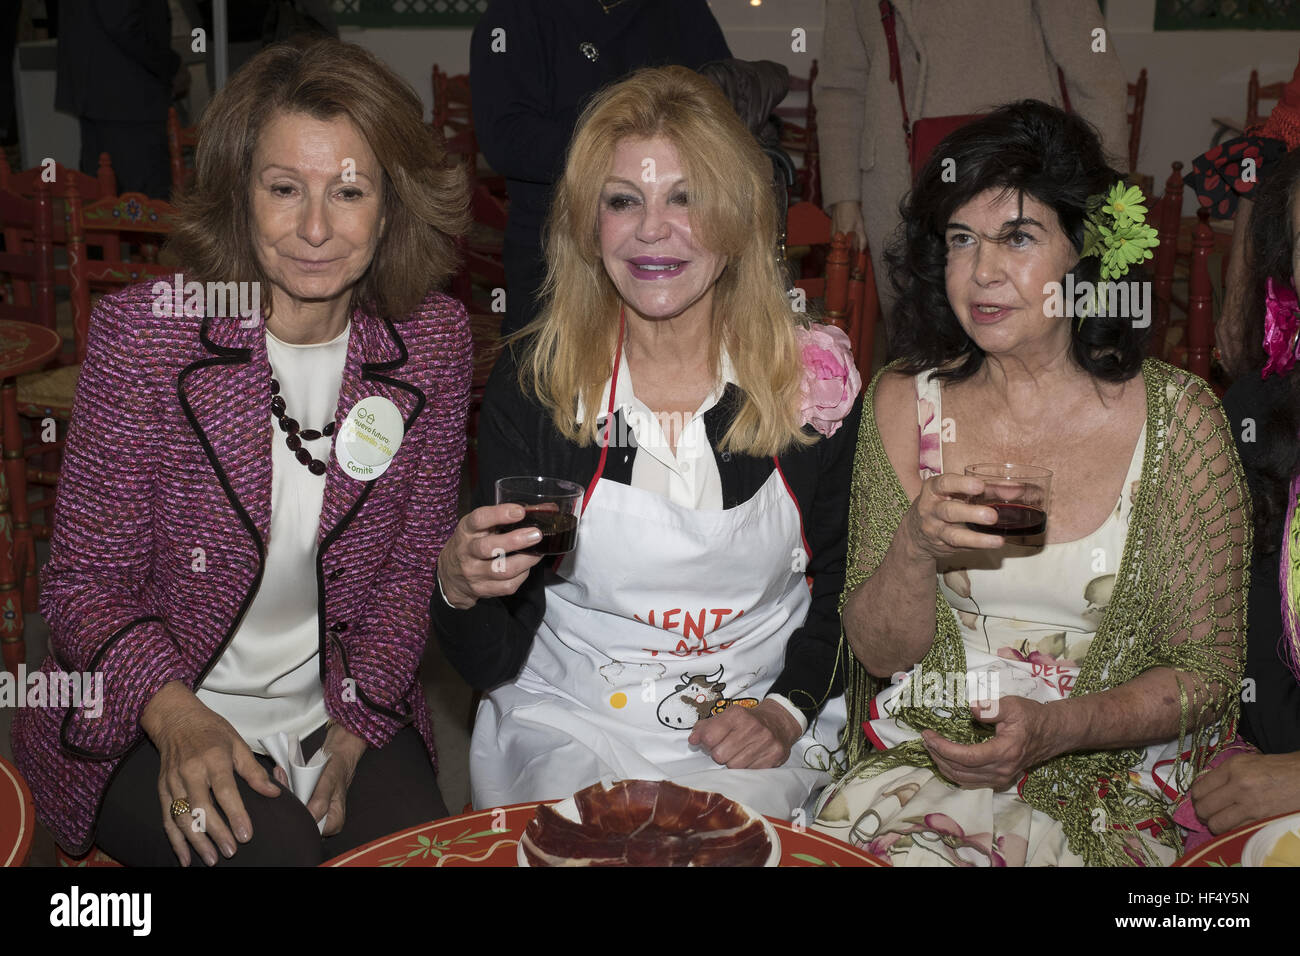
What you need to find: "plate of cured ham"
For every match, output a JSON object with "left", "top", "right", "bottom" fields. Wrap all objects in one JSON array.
[{"left": 518, "top": 779, "right": 780, "bottom": 867}]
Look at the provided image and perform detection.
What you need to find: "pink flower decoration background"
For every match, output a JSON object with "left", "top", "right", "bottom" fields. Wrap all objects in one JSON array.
[{"left": 796, "top": 323, "right": 862, "bottom": 437}]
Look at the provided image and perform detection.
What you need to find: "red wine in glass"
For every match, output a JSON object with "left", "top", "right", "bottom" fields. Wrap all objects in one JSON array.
[
  {"left": 966, "top": 502, "right": 1047, "bottom": 536},
  {"left": 498, "top": 506, "right": 578, "bottom": 555}
]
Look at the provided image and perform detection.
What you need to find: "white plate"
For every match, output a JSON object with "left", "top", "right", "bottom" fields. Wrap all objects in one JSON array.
[
  {"left": 1241, "top": 812, "right": 1300, "bottom": 867},
  {"left": 517, "top": 789, "right": 781, "bottom": 867}
]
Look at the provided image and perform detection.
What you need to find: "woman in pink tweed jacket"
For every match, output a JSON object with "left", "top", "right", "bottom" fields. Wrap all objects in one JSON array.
[{"left": 11, "top": 39, "right": 471, "bottom": 865}]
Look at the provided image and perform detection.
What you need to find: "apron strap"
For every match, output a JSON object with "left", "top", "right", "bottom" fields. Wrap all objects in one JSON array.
[
  {"left": 772, "top": 455, "right": 813, "bottom": 586},
  {"left": 581, "top": 305, "right": 626, "bottom": 514}
]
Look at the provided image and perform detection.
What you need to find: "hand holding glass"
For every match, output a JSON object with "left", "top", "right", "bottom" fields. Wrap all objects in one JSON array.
[
  {"left": 961, "top": 463, "right": 1053, "bottom": 536},
  {"left": 494, "top": 477, "right": 583, "bottom": 555}
]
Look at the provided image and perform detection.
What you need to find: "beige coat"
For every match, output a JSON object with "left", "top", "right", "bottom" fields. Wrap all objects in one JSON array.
[{"left": 817, "top": 0, "right": 1129, "bottom": 354}]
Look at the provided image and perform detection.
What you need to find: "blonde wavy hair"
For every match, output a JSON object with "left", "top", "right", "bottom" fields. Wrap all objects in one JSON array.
[{"left": 519, "top": 65, "right": 811, "bottom": 457}]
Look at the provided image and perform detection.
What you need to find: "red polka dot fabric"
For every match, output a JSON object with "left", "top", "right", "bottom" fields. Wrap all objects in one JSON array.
[{"left": 1187, "top": 134, "right": 1287, "bottom": 219}]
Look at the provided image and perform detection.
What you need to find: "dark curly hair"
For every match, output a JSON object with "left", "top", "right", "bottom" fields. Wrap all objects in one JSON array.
[
  {"left": 1235, "top": 147, "right": 1300, "bottom": 553},
  {"left": 885, "top": 100, "right": 1149, "bottom": 383}
]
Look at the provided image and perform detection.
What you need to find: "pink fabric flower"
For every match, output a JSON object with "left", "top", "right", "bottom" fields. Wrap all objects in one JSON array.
[
  {"left": 1262, "top": 276, "right": 1300, "bottom": 379},
  {"left": 796, "top": 323, "right": 862, "bottom": 437}
]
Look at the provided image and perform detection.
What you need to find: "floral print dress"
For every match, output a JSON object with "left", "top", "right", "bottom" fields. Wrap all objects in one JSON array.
[{"left": 813, "top": 371, "right": 1183, "bottom": 866}]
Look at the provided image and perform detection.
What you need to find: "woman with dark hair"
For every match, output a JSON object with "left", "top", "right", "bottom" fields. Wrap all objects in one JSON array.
[
  {"left": 811, "top": 100, "right": 1250, "bottom": 866},
  {"left": 10, "top": 37, "right": 472, "bottom": 866},
  {"left": 1191, "top": 146, "right": 1300, "bottom": 834}
]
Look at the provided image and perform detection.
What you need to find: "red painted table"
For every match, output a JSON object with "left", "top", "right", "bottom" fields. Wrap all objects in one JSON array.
[
  {"left": 323, "top": 802, "right": 889, "bottom": 867},
  {"left": 0, "top": 755, "right": 34, "bottom": 867},
  {"left": 0, "top": 319, "right": 62, "bottom": 675},
  {"left": 1172, "top": 811, "right": 1300, "bottom": 867}
]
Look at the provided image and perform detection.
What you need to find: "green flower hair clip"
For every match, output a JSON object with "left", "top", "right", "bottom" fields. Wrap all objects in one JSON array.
[{"left": 1081, "top": 182, "right": 1159, "bottom": 281}]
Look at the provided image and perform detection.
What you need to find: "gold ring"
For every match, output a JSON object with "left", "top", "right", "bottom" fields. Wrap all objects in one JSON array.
[{"left": 170, "top": 797, "right": 191, "bottom": 818}]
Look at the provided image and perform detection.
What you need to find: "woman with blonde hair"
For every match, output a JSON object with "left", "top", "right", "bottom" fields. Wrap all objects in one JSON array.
[{"left": 434, "top": 65, "right": 862, "bottom": 817}]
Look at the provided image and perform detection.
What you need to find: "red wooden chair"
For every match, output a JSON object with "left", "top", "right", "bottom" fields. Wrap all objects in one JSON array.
[
  {"left": 787, "top": 202, "right": 878, "bottom": 371},
  {"left": 1247, "top": 69, "right": 1287, "bottom": 129},
  {"left": 1149, "top": 162, "right": 1225, "bottom": 383},
  {"left": 18, "top": 186, "right": 177, "bottom": 545},
  {"left": 0, "top": 183, "right": 58, "bottom": 669},
  {"left": 0, "top": 183, "right": 56, "bottom": 334},
  {"left": 0, "top": 154, "right": 119, "bottom": 252},
  {"left": 167, "top": 106, "right": 198, "bottom": 194},
  {"left": 1127, "top": 68, "right": 1147, "bottom": 174},
  {"left": 776, "top": 59, "right": 820, "bottom": 206}
]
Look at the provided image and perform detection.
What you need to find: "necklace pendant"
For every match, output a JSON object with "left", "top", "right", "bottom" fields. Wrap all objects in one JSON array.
[{"left": 580, "top": 41, "right": 599, "bottom": 62}]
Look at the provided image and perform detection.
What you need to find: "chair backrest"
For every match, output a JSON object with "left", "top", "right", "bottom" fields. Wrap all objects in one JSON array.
[
  {"left": 0, "top": 155, "right": 123, "bottom": 257},
  {"left": 66, "top": 185, "right": 177, "bottom": 362},
  {"left": 784, "top": 201, "right": 831, "bottom": 250},
  {"left": 1126, "top": 68, "right": 1147, "bottom": 174},
  {"left": 0, "top": 155, "right": 116, "bottom": 201},
  {"left": 0, "top": 183, "right": 55, "bottom": 328},
  {"left": 1149, "top": 160, "right": 1184, "bottom": 361},
  {"left": 788, "top": 228, "right": 878, "bottom": 373},
  {"left": 432, "top": 65, "right": 477, "bottom": 159},
  {"left": 168, "top": 106, "right": 199, "bottom": 193},
  {"left": 1184, "top": 208, "right": 1216, "bottom": 380},
  {"left": 1248, "top": 69, "right": 1287, "bottom": 129}
]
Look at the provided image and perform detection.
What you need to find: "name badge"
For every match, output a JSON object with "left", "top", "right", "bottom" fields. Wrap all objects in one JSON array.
[{"left": 336, "top": 396, "right": 404, "bottom": 480}]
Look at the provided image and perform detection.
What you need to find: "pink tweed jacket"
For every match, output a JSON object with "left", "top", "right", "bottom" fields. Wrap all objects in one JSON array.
[{"left": 10, "top": 281, "right": 471, "bottom": 854}]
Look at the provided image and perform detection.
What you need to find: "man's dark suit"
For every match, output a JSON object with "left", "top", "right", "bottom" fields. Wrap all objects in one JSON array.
[{"left": 56, "top": 0, "right": 179, "bottom": 198}]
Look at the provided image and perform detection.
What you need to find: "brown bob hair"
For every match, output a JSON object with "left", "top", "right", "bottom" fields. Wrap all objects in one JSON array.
[{"left": 166, "top": 37, "right": 469, "bottom": 321}]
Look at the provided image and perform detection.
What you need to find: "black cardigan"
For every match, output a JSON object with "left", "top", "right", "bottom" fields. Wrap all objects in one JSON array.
[
  {"left": 431, "top": 346, "right": 860, "bottom": 722},
  {"left": 1222, "top": 372, "right": 1300, "bottom": 754}
]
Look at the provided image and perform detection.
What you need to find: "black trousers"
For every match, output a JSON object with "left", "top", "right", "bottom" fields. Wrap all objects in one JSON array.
[
  {"left": 78, "top": 117, "right": 171, "bottom": 200},
  {"left": 96, "top": 722, "right": 448, "bottom": 866}
]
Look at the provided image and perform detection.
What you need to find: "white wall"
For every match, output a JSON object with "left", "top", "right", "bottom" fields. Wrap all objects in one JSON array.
[
  {"left": 331, "top": 0, "right": 1299, "bottom": 217},
  {"left": 1107, "top": 0, "right": 1300, "bottom": 211}
]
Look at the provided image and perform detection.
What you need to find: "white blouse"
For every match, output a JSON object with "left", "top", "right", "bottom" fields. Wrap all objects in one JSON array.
[
  {"left": 196, "top": 323, "right": 350, "bottom": 753},
  {"left": 580, "top": 348, "right": 737, "bottom": 510}
]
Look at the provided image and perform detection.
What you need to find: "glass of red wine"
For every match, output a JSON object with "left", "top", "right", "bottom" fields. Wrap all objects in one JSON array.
[
  {"left": 495, "top": 476, "right": 584, "bottom": 555},
  {"left": 961, "top": 463, "right": 1053, "bottom": 537}
]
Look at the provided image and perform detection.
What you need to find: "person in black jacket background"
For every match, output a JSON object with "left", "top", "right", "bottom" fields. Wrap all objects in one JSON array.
[
  {"left": 470, "top": 0, "right": 730, "bottom": 338},
  {"left": 1194, "top": 145, "right": 1300, "bottom": 835},
  {"left": 55, "top": 0, "right": 182, "bottom": 198}
]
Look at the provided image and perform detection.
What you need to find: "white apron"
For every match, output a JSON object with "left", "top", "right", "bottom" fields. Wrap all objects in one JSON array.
[{"left": 470, "top": 347, "right": 846, "bottom": 819}]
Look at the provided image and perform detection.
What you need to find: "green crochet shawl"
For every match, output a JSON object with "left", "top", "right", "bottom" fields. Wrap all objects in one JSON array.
[{"left": 837, "top": 358, "right": 1250, "bottom": 866}]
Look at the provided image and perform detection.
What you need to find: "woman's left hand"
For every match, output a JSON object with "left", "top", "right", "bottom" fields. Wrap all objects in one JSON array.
[
  {"left": 689, "top": 700, "right": 803, "bottom": 770},
  {"left": 920, "top": 697, "right": 1059, "bottom": 791},
  {"left": 302, "top": 722, "right": 369, "bottom": 836},
  {"left": 1189, "top": 751, "right": 1300, "bottom": 834}
]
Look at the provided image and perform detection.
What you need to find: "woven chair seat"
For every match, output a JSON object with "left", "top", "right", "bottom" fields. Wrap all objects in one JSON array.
[{"left": 17, "top": 362, "right": 79, "bottom": 413}]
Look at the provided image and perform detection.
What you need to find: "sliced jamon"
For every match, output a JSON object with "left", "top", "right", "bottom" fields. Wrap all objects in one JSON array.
[
  {"left": 690, "top": 818, "right": 770, "bottom": 867},
  {"left": 523, "top": 802, "right": 627, "bottom": 861},
  {"left": 521, "top": 780, "right": 774, "bottom": 867},
  {"left": 646, "top": 780, "right": 703, "bottom": 831},
  {"left": 574, "top": 779, "right": 658, "bottom": 834}
]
